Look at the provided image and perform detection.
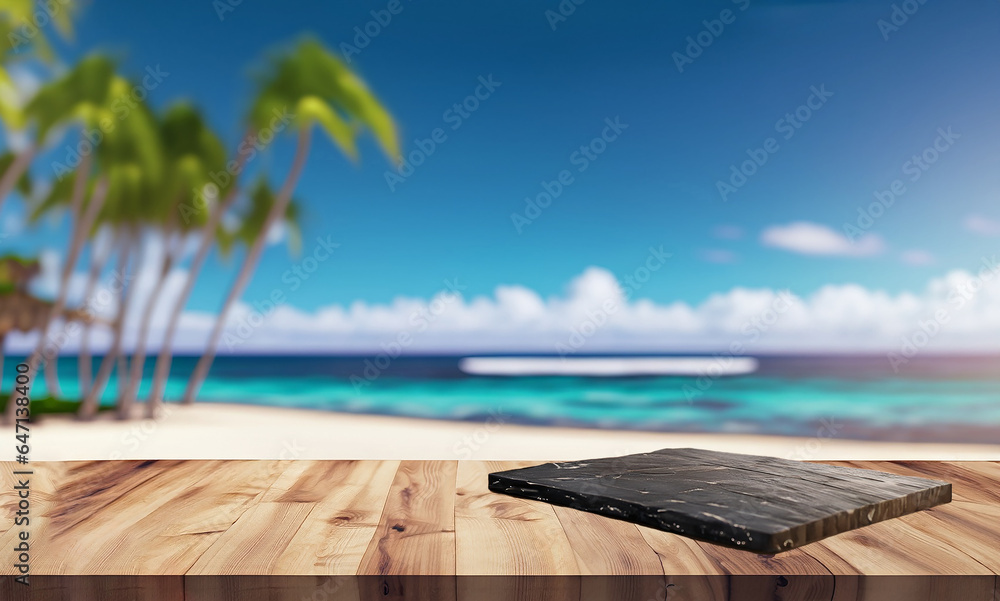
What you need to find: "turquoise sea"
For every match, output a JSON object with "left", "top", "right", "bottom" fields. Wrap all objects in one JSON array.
[{"left": 19, "top": 354, "right": 1000, "bottom": 443}]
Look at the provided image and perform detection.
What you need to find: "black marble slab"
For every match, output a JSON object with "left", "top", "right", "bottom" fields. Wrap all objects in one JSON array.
[{"left": 488, "top": 448, "right": 951, "bottom": 554}]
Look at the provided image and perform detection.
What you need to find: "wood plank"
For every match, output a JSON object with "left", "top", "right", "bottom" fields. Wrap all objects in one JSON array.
[
  {"left": 455, "top": 461, "right": 580, "bottom": 601},
  {"left": 184, "top": 576, "right": 361, "bottom": 601},
  {"left": 636, "top": 527, "right": 728, "bottom": 600},
  {"left": 34, "top": 460, "right": 226, "bottom": 574},
  {"left": 357, "top": 460, "right": 458, "bottom": 601},
  {"left": 828, "top": 575, "right": 996, "bottom": 601},
  {"left": 802, "top": 516, "right": 994, "bottom": 576},
  {"left": 187, "top": 502, "right": 313, "bottom": 575},
  {"left": 550, "top": 503, "right": 665, "bottom": 600},
  {"left": 1, "top": 576, "right": 185, "bottom": 601},
  {"left": 0, "top": 461, "right": 62, "bottom": 537},
  {"left": 88, "top": 460, "right": 294, "bottom": 574},
  {"left": 826, "top": 461, "right": 1000, "bottom": 506},
  {"left": 490, "top": 449, "right": 950, "bottom": 553},
  {"left": 694, "top": 541, "right": 835, "bottom": 601},
  {"left": 0, "top": 458, "right": 995, "bottom": 598},
  {"left": 900, "top": 500, "right": 1000, "bottom": 573},
  {"left": 456, "top": 461, "right": 579, "bottom": 575},
  {"left": 272, "top": 460, "right": 400, "bottom": 575}
]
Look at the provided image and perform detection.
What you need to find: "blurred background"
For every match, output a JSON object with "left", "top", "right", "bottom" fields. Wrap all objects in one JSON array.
[{"left": 1, "top": 0, "right": 998, "bottom": 448}]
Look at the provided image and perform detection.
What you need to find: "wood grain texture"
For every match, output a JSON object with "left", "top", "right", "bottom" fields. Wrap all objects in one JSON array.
[
  {"left": 273, "top": 460, "right": 400, "bottom": 575},
  {"left": 0, "top": 459, "right": 995, "bottom": 601},
  {"left": 357, "top": 459, "right": 458, "bottom": 601}
]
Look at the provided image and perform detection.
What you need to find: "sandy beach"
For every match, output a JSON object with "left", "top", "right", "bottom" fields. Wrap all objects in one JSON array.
[{"left": 4, "top": 402, "right": 999, "bottom": 462}]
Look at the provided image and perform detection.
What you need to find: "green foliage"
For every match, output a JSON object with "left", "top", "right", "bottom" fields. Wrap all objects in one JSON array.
[
  {"left": 28, "top": 166, "right": 75, "bottom": 221},
  {"left": 0, "top": 253, "right": 40, "bottom": 293},
  {"left": 0, "top": 1, "right": 78, "bottom": 129},
  {"left": 25, "top": 53, "right": 117, "bottom": 141},
  {"left": 158, "top": 102, "right": 228, "bottom": 228},
  {"left": 0, "top": 0, "right": 76, "bottom": 63},
  {"left": 223, "top": 178, "right": 303, "bottom": 256},
  {"left": 25, "top": 59, "right": 168, "bottom": 230},
  {"left": 0, "top": 394, "right": 114, "bottom": 415},
  {"left": 248, "top": 37, "right": 400, "bottom": 164}
]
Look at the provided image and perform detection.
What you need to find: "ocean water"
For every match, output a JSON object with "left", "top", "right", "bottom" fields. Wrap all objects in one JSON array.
[{"left": 16, "top": 354, "right": 1000, "bottom": 443}]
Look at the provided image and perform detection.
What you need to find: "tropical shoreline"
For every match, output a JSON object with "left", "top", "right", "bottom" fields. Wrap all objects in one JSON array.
[{"left": 5, "top": 401, "right": 999, "bottom": 461}]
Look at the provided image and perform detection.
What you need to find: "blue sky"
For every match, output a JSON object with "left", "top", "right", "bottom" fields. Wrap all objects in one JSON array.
[{"left": 4, "top": 0, "right": 1000, "bottom": 353}]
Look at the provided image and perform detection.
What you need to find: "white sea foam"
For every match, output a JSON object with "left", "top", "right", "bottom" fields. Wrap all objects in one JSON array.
[{"left": 458, "top": 356, "right": 759, "bottom": 377}]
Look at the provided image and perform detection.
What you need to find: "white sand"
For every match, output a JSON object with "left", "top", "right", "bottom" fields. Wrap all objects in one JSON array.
[{"left": 3, "top": 402, "right": 998, "bottom": 461}]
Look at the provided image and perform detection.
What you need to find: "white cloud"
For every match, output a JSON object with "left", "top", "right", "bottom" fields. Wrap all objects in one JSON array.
[
  {"left": 900, "top": 249, "right": 935, "bottom": 266},
  {"left": 700, "top": 249, "right": 738, "bottom": 264},
  {"left": 712, "top": 224, "right": 743, "bottom": 240},
  {"left": 761, "top": 221, "right": 884, "bottom": 257},
  {"left": 964, "top": 215, "right": 1000, "bottom": 237},
  {"left": 266, "top": 221, "right": 286, "bottom": 245},
  {"left": 30, "top": 249, "right": 62, "bottom": 299},
  {"left": 9, "top": 257, "right": 1000, "bottom": 356}
]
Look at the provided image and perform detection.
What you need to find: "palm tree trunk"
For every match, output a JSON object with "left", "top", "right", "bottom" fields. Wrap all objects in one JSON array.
[
  {"left": 44, "top": 344, "right": 63, "bottom": 397},
  {"left": 146, "top": 132, "right": 255, "bottom": 417},
  {"left": 0, "top": 145, "right": 36, "bottom": 213},
  {"left": 15, "top": 158, "right": 102, "bottom": 421},
  {"left": 77, "top": 231, "right": 116, "bottom": 395},
  {"left": 38, "top": 168, "right": 107, "bottom": 400},
  {"left": 0, "top": 332, "right": 6, "bottom": 398},
  {"left": 181, "top": 128, "right": 312, "bottom": 405},
  {"left": 78, "top": 232, "right": 137, "bottom": 420},
  {"left": 116, "top": 352, "right": 128, "bottom": 403},
  {"left": 120, "top": 229, "right": 179, "bottom": 417}
]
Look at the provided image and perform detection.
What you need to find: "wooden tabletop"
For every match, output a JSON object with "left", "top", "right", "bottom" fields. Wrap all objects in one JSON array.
[{"left": 2, "top": 459, "right": 999, "bottom": 601}]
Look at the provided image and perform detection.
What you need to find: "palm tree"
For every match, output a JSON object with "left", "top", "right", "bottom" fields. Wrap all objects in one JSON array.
[
  {"left": 118, "top": 102, "right": 225, "bottom": 417},
  {"left": 180, "top": 37, "right": 400, "bottom": 405},
  {"left": 77, "top": 98, "right": 164, "bottom": 419},
  {"left": 23, "top": 168, "right": 102, "bottom": 396},
  {"left": 172, "top": 179, "right": 301, "bottom": 404},
  {"left": 183, "top": 40, "right": 399, "bottom": 404},
  {"left": 76, "top": 227, "right": 115, "bottom": 393},
  {"left": 144, "top": 130, "right": 246, "bottom": 415},
  {"left": 75, "top": 230, "right": 132, "bottom": 418},
  {"left": 19, "top": 55, "right": 123, "bottom": 399},
  {"left": 0, "top": 151, "right": 31, "bottom": 201},
  {"left": 0, "top": 0, "right": 77, "bottom": 213}
]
